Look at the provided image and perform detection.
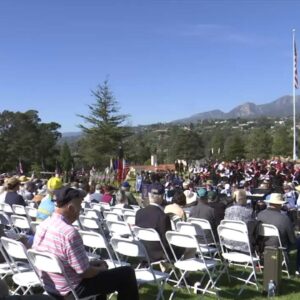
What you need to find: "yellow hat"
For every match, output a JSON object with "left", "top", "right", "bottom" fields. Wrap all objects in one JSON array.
[{"left": 47, "top": 177, "right": 62, "bottom": 191}]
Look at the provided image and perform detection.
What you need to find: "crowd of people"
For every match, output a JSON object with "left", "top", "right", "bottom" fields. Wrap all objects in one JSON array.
[{"left": 1, "top": 156, "right": 300, "bottom": 298}]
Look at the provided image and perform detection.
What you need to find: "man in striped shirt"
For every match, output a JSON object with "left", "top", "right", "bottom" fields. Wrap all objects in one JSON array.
[{"left": 33, "top": 187, "right": 139, "bottom": 300}]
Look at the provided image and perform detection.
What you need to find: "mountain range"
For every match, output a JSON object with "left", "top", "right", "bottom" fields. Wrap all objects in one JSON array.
[
  {"left": 172, "top": 95, "right": 300, "bottom": 123},
  {"left": 62, "top": 95, "right": 300, "bottom": 138}
]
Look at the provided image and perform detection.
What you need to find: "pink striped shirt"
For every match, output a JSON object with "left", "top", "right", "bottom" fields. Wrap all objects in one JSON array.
[{"left": 32, "top": 212, "right": 89, "bottom": 295}]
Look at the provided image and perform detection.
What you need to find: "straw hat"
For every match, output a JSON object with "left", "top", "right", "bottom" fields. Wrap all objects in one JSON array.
[
  {"left": 184, "top": 190, "right": 197, "bottom": 204},
  {"left": 268, "top": 193, "right": 285, "bottom": 205}
]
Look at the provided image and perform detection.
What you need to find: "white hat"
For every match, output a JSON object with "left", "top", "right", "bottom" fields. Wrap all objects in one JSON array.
[
  {"left": 184, "top": 190, "right": 197, "bottom": 205},
  {"left": 268, "top": 193, "right": 284, "bottom": 205}
]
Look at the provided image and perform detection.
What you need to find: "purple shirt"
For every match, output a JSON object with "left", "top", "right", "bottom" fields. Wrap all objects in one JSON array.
[{"left": 33, "top": 212, "right": 89, "bottom": 295}]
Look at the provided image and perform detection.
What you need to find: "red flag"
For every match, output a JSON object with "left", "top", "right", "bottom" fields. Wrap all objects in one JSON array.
[{"left": 295, "top": 40, "right": 299, "bottom": 89}]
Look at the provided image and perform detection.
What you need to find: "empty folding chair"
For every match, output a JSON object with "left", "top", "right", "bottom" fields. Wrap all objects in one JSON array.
[
  {"left": 1, "top": 237, "right": 40, "bottom": 295},
  {"left": 12, "top": 205, "right": 27, "bottom": 216},
  {"left": 0, "top": 211, "right": 13, "bottom": 228},
  {"left": 176, "top": 221, "right": 218, "bottom": 259},
  {"left": 217, "top": 224, "right": 260, "bottom": 295},
  {"left": 259, "top": 223, "right": 290, "bottom": 278},
  {"left": 166, "top": 231, "right": 220, "bottom": 298},
  {"left": 103, "top": 211, "right": 122, "bottom": 222},
  {"left": 27, "top": 249, "right": 99, "bottom": 300},
  {"left": 79, "top": 230, "right": 128, "bottom": 269},
  {"left": 110, "top": 236, "right": 169, "bottom": 300},
  {"left": 133, "top": 226, "right": 179, "bottom": 284},
  {"left": 79, "top": 215, "right": 106, "bottom": 235},
  {"left": 188, "top": 218, "right": 221, "bottom": 257},
  {"left": 111, "top": 207, "right": 124, "bottom": 219},
  {"left": 106, "top": 220, "right": 134, "bottom": 239}
]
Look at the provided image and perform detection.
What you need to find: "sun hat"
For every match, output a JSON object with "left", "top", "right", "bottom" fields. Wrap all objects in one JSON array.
[
  {"left": 47, "top": 177, "right": 63, "bottom": 192},
  {"left": 268, "top": 193, "right": 285, "bottom": 205},
  {"left": 184, "top": 190, "right": 197, "bottom": 204}
]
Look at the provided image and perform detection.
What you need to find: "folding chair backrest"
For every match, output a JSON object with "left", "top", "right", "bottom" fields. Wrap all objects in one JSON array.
[
  {"left": 2, "top": 204, "right": 13, "bottom": 214},
  {"left": 110, "top": 236, "right": 147, "bottom": 258},
  {"left": 103, "top": 211, "right": 121, "bottom": 222},
  {"left": 84, "top": 208, "right": 101, "bottom": 220},
  {"left": 79, "top": 215, "right": 102, "bottom": 231},
  {"left": 188, "top": 217, "right": 211, "bottom": 230},
  {"left": 259, "top": 223, "right": 282, "bottom": 246},
  {"left": 0, "top": 211, "right": 12, "bottom": 227},
  {"left": 79, "top": 230, "right": 108, "bottom": 249},
  {"left": 166, "top": 231, "right": 198, "bottom": 249},
  {"left": 106, "top": 220, "right": 133, "bottom": 237},
  {"left": 123, "top": 209, "right": 136, "bottom": 216},
  {"left": 217, "top": 224, "right": 250, "bottom": 250},
  {"left": 111, "top": 207, "right": 123, "bottom": 216},
  {"left": 176, "top": 221, "right": 204, "bottom": 237},
  {"left": 99, "top": 202, "right": 111, "bottom": 211},
  {"left": 1, "top": 237, "right": 28, "bottom": 260},
  {"left": 123, "top": 214, "right": 136, "bottom": 226},
  {"left": 25, "top": 206, "right": 37, "bottom": 219},
  {"left": 220, "top": 219, "right": 248, "bottom": 231},
  {"left": 12, "top": 205, "right": 26, "bottom": 216},
  {"left": 133, "top": 226, "right": 161, "bottom": 242},
  {"left": 30, "top": 221, "right": 41, "bottom": 233},
  {"left": 11, "top": 215, "right": 31, "bottom": 230}
]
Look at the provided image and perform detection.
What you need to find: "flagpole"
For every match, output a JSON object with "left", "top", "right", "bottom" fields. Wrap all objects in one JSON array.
[{"left": 293, "top": 29, "right": 297, "bottom": 160}]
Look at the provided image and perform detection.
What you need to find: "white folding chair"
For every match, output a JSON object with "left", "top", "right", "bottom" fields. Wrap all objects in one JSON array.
[
  {"left": 10, "top": 215, "right": 31, "bottom": 234},
  {"left": 1, "top": 237, "right": 40, "bottom": 295},
  {"left": 0, "top": 211, "right": 13, "bottom": 228},
  {"left": 2, "top": 203, "right": 13, "bottom": 215},
  {"left": 103, "top": 211, "right": 122, "bottom": 222},
  {"left": 12, "top": 205, "right": 27, "bottom": 216},
  {"left": 79, "top": 215, "right": 106, "bottom": 236},
  {"left": 27, "top": 249, "right": 99, "bottom": 300},
  {"left": 259, "top": 223, "right": 290, "bottom": 278},
  {"left": 220, "top": 219, "right": 248, "bottom": 230},
  {"left": 110, "top": 236, "right": 169, "bottom": 300},
  {"left": 30, "top": 220, "right": 42, "bottom": 233},
  {"left": 106, "top": 220, "right": 134, "bottom": 239},
  {"left": 123, "top": 213, "right": 136, "bottom": 227},
  {"left": 176, "top": 221, "right": 218, "bottom": 259},
  {"left": 25, "top": 206, "right": 37, "bottom": 222},
  {"left": 79, "top": 230, "right": 128, "bottom": 269},
  {"left": 133, "top": 226, "right": 180, "bottom": 284},
  {"left": 166, "top": 231, "right": 220, "bottom": 298},
  {"left": 188, "top": 217, "right": 219, "bottom": 247},
  {"left": 110, "top": 207, "right": 124, "bottom": 219},
  {"left": 217, "top": 224, "right": 260, "bottom": 295}
]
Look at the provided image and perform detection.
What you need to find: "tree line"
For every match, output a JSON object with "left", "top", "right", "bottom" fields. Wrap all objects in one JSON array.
[{"left": 0, "top": 81, "right": 298, "bottom": 175}]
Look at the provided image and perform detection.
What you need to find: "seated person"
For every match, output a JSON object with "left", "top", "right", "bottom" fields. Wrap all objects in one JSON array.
[
  {"left": 164, "top": 190, "right": 187, "bottom": 222},
  {"left": 33, "top": 187, "right": 139, "bottom": 300},
  {"left": 36, "top": 177, "right": 62, "bottom": 221},
  {"left": 135, "top": 183, "right": 172, "bottom": 262}
]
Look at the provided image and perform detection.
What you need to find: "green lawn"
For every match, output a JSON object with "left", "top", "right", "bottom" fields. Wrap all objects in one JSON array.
[{"left": 111, "top": 250, "right": 300, "bottom": 299}]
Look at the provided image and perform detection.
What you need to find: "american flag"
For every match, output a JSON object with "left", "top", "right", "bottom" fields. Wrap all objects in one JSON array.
[{"left": 295, "top": 40, "right": 299, "bottom": 89}]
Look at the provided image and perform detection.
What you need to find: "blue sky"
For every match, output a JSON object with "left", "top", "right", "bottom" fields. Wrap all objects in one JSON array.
[{"left": 0, "top": 0, "right": 300, "bottom": 132}]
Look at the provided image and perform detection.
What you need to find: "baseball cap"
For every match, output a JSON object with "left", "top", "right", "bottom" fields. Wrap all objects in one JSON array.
[
  {"left": 150, "top": 183, "right": 164, "bottom": 195},
  {"left": 54, "top": 187, "right": 86, "bottom": 207},
  {"left": 47, "top": 177, "right": 63, "bottom": 191},
  {"left": 197, "top": 188, "right": 208, "bottom": 198}
]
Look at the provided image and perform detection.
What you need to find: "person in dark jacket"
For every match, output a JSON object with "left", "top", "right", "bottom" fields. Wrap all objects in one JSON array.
[{"left": 4, "top": 177, "right": 26, "bottom": 207}]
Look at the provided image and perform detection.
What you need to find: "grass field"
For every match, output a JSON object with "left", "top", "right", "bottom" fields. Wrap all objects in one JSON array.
[{"left": 110, "top": 249, "right": 300, "bottom": 300}]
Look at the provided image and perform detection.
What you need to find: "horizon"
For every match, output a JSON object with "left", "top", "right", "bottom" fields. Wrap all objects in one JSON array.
[{"left": 1, "top": 1, "right": 300, "bottom": 131}]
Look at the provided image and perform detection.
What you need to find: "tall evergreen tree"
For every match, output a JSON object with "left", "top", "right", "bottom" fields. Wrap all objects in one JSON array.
[{"left": 78, "top": 80, "right": 131, "bottom": 167}]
